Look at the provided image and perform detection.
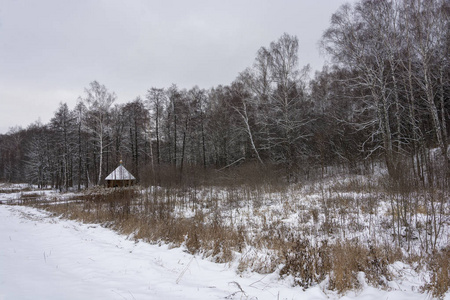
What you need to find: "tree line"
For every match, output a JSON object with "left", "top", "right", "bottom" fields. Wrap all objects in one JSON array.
[{"left": 0, "top": 0, "right": 448, "bottom": 190}]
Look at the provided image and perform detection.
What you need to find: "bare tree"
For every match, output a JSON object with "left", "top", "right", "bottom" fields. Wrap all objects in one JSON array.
[
  {"left": 146, "top": 88, "right": 166, "bottom": 166},
  {"left": 122, "top": 98, "right": 149, "bottom": 178},
  {"left": 322, "top": 2, "right": 403, "bottom": 178},
  {"left": 73, "top": 101, "right": 87, "bottom": 190},
  {"left": 24, "top": 124, "right": 52, "bottom": 188},
  {"left": 50, "top": 102, "right": 76, "bottom": 190},
  {"left": 83, "top": 81, "right": 116, "bottom": 185},
  {"left": 406, "top": 0, "right": 450, "bottom": 175},
  {"left": 227, "top": 77, "right": 264, "bottom": 165},
  {"left": 187, "top": 87, "right": 209, "bottom": 168},
  {"left": 266, "top": 33, "right": 311, "bottom": 180}
]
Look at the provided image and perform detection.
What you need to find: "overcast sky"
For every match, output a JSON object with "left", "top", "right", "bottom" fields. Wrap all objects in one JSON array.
[{"left": 0, "top": 0, "right": 355, "bottom": 134}]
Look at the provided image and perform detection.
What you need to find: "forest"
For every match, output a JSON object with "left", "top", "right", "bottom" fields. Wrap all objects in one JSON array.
[{"left": 1, "top": 0, "right": 449, "bottom": 192}]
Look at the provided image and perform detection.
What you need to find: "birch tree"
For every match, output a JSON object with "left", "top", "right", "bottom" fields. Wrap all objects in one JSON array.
[
  {"left": 83, "top": 81, "right": 116, "bottom": 185},
  {"left": 267, "top": 33, "right": 311, "bottom": 180},
  {"left": 322, "top": 2, "right": 401, "bottom": 178},
  {"left": 406, "top": 0, "right": 450, "bottom": 175},
  {"left": 227, "top": 77, "right": 264, "bottom": 164}
]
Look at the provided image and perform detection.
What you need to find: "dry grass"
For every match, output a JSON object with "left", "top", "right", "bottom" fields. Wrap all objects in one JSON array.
[
  {"left": 279, "top": 239, "right": 329, "bottom": 288},
  {"left": 422, "top": 246, "right": 450, "bottom": 299},
  {"left": 17, "top": 163, "right": 448, "bottom": 297},
  {"left": 278, "top": 238, "right": 396, "bottom": 293},
  {"left": 40, "top": 186, "right": 244, "bottom": 264},
  {"left": 328, "top": 240, "right": 395, "bottom": 293}
]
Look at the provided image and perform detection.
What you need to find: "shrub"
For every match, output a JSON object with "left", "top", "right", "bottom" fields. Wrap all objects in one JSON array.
[
  {"left": 279, "top": 239, "right": 329, "bottom": 289},
  {"left": 422, "top": 246, "right": 450, "bottom": 299},
  {"left": 329, "top": 240, "right": 392, "bottom": 294}
]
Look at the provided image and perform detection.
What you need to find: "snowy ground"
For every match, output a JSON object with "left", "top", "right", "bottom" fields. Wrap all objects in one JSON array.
[{"left": 0, "top": 204, "right": 442, "bottom": 300}]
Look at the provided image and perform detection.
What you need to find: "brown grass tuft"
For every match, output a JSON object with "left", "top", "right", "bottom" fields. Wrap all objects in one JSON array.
[{"left": 422, "top": 246, "right": 450, "bottom": 299}]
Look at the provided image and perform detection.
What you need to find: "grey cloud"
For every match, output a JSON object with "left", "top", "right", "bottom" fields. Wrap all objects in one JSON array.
[{"left": 0, "top": 0, "right": 356, "bottom": 133}]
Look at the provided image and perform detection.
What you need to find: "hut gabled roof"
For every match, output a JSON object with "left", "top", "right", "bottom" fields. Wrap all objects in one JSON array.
[{"left": 105, "top": 164, "right": 136, "bottom": 181}]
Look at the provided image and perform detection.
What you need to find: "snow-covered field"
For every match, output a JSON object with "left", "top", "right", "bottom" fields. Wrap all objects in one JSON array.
[{"left": 0, "top": 204, "right": 443, "bottom": 300}]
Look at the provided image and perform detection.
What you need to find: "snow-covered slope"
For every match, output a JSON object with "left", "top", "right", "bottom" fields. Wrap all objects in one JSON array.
[{"left": 0, "top": 205, "right": 440, "bottom": 300}]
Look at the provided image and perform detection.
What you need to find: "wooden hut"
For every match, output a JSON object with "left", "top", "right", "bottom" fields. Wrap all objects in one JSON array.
[{"left": 105, "top": 161, "right": 136, "bottom": 187}]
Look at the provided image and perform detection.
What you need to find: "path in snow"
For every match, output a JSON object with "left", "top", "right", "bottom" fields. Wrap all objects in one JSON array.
[
  {"left": 0, "top": 205, "right": 298, "bottom": 300},
  {"left": 0, "top": 205, "right": 435, "bottom": 300}
]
